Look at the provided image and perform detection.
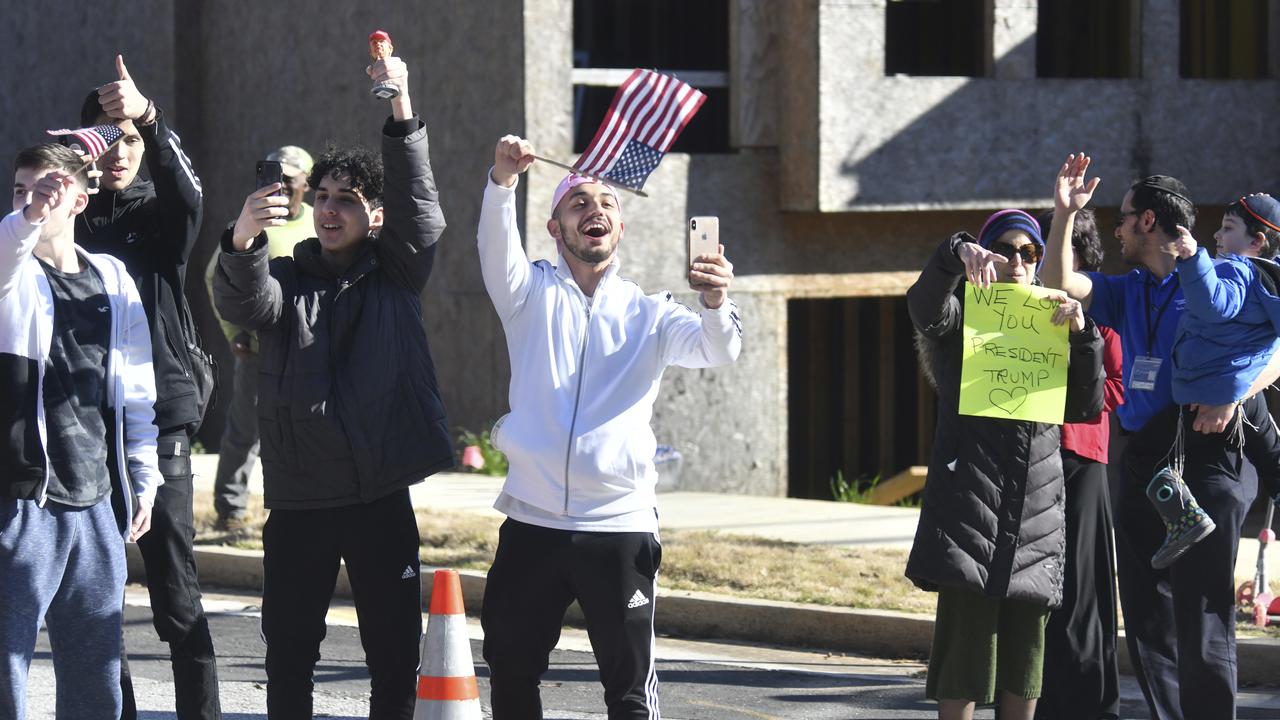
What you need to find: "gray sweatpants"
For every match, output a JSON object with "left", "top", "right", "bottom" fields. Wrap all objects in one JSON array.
[{"left": 0, "top": 497, "right": 127, "bottom": 720}]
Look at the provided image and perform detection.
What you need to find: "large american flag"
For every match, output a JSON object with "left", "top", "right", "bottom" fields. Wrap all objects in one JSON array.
[
  {"left": 574, "top": 69, "right": 706, "bottom": 191},
  {"left": 46, "top": 124, "right": 125, "bottom": 160}
]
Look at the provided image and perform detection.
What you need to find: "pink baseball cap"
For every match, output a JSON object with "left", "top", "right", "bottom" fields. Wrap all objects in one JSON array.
[{"left": 550, "top": 173, "right": 621, "bottom": 217}]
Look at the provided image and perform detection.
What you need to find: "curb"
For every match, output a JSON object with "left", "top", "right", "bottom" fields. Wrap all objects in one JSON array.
[{"left": 128, "top": 545, "right": 1280, "bottom": 686}]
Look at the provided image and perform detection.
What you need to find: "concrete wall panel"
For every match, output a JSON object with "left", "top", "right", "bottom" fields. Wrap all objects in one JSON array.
[
  {"left": 816, "top": 1, "right": 1280, "bottom": 211},
  {"left": 187, "top": 0, "right": 527, "bottom": 441},
  {"left": 1, "top": 2, "right": 177, "bottom": 199}
]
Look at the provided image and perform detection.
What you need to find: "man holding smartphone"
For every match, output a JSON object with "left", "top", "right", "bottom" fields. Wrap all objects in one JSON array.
[
  {"left": 215, "top": 54, "right": 451, "bottom": 717},
  {"left": 205, "top": 146, "right": 313, "bottom": 531},
  {"left": 73, "top": 54, "right": 219, "bottom": 720},
  {"left": 476, "top": 135, "right": 741, "bottom": 719}
]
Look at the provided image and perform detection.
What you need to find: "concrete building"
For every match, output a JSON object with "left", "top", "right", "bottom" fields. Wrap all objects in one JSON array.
[{"left": 2, "top": 1, "right": 1276, "bottom": 499}]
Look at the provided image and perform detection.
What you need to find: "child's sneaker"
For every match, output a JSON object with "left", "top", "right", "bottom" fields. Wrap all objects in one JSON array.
[{"left": 1147, "top": 466, "right": 1216, "bottom": 569}]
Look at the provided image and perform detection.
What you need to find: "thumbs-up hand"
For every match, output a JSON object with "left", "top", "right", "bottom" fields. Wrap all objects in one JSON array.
[{"left": 97, "top": 54, "right": 151, "bottom": 122}]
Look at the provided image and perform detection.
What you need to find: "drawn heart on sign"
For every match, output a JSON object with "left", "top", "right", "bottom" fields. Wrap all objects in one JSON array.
[{"left": 989, "top": 387, "right": 1028, "bottom": 414}]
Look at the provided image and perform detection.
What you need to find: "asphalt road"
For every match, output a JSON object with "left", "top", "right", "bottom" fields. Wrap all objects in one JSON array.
[{"left": 17, "top": 587, "right": 1280, "bottom": 719}]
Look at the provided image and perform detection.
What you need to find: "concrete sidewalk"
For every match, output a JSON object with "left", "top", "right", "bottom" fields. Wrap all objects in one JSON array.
[{"left": 190, "top": 454, "right": 921, "bottom": 548}]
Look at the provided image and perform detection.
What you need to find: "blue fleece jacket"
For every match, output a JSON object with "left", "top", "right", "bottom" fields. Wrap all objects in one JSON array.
[{"left": 1172, "top": 249, "right": 1280, "bottom": 405}]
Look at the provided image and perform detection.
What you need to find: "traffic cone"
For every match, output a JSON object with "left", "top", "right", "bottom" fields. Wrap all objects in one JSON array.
[{"left": 414, "top": 569, "right": 481, "bottom": 720}]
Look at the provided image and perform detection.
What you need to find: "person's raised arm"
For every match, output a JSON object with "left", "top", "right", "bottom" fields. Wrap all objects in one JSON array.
[
  {"left": 2, "top": 173, "right": 74, "bottom": 299},
  {"left": 369, "top": 56, "right": 446, "bottom": 293},
  {"left": 477, "top": 135, "right": 537, "bottom": 321},
  {"left": 100, "top": 55, "right": 203, "bottom": 266},
  {"left": 907, "top": 233, "right": 1000, "bottom": 338},
  {"left": 661, "top": 244, "right": 742, "bottom": 368},
  {"left": 1042, "top": 154, "right": 1100, "bottom": 308},
  {"left": 214, "top": 187, "right": 289, "bottom": 331}
]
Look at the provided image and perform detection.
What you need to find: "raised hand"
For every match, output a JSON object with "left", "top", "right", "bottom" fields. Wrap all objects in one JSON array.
[
  {"left": 492, "top": 135, "right": 535, "bottom": 188},
  {"left": 1054, "top": 153, "right": 1100, "bottom": 213},
  {"left": 97, "top": 55, "right": 151, "bottom": 122},
  {"left": 230, "top": 184, "right": 291, "bottom": 251},
  {"left": 1172, "top": 225, "right": 1198, "bottom": 259},
  {"left": 22, "top": 171, "right": 76, "bottom": 224},
  {"left": 689, "top": 244, "right": 734, "bottom": 309},
  {"left": 367, "top": 55, "right": 412, "bottom": 119},
  {"left": 956, "top": 240, "right": 1007, "bottom": 288}
]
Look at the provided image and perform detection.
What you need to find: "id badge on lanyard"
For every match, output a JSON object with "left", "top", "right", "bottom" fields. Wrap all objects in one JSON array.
[
  {"left": 1132, "top": 277, "right": 1178, "bottom": 392},
  {"left": 1130, "top": 355, "right": 1162, "bottom": 391}
]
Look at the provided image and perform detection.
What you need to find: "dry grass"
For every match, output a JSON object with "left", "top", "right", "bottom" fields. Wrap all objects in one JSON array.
[
  {"left": 194, "top": 490, "right": 935, "bottom": 613},
  {"left": 659, "top": 531, "right": 935, "bottom": 614}
]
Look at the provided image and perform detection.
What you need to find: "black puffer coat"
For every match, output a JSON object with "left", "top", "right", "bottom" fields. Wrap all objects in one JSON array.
[
  {"left": 904, "top": 234, "right": 1104, "bottom": 608},
  {"left": 215, "top": 116, "right": 452, "bottom": 509}
]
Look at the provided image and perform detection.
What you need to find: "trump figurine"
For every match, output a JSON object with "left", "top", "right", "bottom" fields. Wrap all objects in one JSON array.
[{"left": 369, "top": 30, "right": 399, "bottom": 100}]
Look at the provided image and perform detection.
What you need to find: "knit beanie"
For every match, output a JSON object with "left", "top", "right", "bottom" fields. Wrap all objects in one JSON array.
[{"left": 977, "top": 209, "right": 1044, "bottom": 261}]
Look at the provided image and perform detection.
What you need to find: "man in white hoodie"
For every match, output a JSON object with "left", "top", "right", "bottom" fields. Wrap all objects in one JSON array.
[
  {"left": 477, "top": 135, "right": 741, "bottom": 719},
  {"left": 0, "top": 143, "right": 161, "bottom": 719}
]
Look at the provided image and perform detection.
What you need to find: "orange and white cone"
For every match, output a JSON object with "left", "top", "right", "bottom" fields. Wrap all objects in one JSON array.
[{"left": 414, "top": 569, "right": 481, "bottom": 720}]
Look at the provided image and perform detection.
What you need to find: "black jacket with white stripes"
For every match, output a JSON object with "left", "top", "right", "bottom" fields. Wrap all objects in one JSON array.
[{"left": 76, "top": 108, "right": 205, "bottom": 432}]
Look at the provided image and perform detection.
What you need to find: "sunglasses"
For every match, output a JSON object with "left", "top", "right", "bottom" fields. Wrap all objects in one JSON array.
[{"left": 989, "top": 239, "right": 1041, "bottom": 265}]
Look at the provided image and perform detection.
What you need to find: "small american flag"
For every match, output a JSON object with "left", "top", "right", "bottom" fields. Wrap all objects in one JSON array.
[
  {"left": 574, "top": 69, "right": 706, "bottom": 191},
  {"left": 46, "top": 124, "right": 125, "bottom": 160}
]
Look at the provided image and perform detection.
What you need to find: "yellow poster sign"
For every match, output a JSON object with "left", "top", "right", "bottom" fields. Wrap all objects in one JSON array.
[{"left": 960, "top": 283, "right": 1069, "bottom": 425}]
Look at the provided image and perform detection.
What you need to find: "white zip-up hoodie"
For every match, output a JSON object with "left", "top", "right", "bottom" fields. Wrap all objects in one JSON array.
[
  {"left": 477, "top": 175, "right": 741, "bottom": 518},
  {"left": 0, "top": 208, "right": 162, "bottom": 534}
]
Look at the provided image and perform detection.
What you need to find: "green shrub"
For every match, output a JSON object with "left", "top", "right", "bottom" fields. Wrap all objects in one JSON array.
[{"left": 456, "top": 428, "right": 509, "bottom": 477}]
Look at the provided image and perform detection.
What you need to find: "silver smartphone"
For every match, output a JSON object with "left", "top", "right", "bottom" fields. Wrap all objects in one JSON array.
[{"left": 688, "top": 216, "right": 720, "bottom": 269}]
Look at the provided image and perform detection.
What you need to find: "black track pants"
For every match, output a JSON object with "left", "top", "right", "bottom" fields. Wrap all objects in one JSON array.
[
  {"left": 261, "top": 489, "right": 423, "bottom": 720},
  {"left": 482, "top": 519, "right": 662, "bottom": 720}
]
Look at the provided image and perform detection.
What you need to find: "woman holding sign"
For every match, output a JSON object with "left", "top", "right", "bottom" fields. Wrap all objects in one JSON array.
[{"left": 905, "top": 209, "right": 1105, "bottom": 720}]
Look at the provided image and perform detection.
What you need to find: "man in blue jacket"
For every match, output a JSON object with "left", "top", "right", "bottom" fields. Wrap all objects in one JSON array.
[{"left": 1042, "top": 154, "right": 1280, "bottom": 720}]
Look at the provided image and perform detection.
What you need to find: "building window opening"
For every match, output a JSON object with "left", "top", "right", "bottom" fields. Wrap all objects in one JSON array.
[
  {"left": 787, "top": 297, "right": 935, "bottom": 501},
  {"left": 573, "top": 0, "right": 730, "bottom": 154},
  {"left": 1181, "top": 0, "right": 1271, "bottom": 79},
  {"left": 885, "top": 0, "right": 989, "bottom": 77},
  {"left": 1037, "top": 0, "right": 1140, "bottom": 78}
]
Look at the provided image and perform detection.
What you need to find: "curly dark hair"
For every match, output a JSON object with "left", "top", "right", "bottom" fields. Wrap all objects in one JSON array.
[
  {"left": 1035, "top": 207, "right": 1104, "bottom": 272},
  {"left": 308, "top": 145, "right": 384, "bottom": 209},
  {"left": 1225, "top": 198, "right": 1280, "bottom": 259},
  {"left": 14, "top": 143, "right": 89, "bottom": 189},
  {"left": 1130, "top": 175, "right": 1195, "bottom": 237}
]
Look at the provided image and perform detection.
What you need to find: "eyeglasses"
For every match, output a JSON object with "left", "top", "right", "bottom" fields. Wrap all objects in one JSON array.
[
  {"left": 1115, "top": 209, "right": 1140, "bottom": 228},
  {"left": 989, "top": 239, "right": 1040, "bottom": 265}
]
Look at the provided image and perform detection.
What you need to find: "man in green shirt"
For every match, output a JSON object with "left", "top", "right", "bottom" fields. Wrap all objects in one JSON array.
[{"left": 206, "top": 145, "right": 313, "bottom": 529}]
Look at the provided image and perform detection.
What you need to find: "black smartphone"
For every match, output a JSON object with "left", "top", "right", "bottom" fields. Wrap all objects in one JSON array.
[{"left": 255, "top": 160, "right": 284, "bottom": 194}]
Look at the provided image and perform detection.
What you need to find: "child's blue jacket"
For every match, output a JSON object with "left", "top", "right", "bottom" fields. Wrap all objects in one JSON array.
[{"left": 1173, "top": 249, "right": 1280, "bottom": 405}]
